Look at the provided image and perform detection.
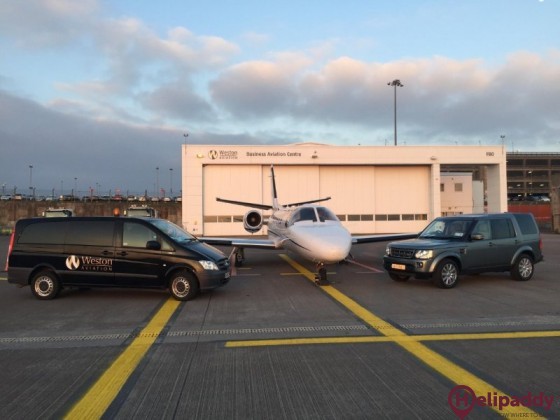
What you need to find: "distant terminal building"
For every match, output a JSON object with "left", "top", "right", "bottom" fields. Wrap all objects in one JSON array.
[{"left": 181, "top": 143, "right": 507, "bottom": 235}]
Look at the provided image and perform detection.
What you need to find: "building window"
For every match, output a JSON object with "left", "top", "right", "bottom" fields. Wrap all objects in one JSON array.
[
  {"left": 454, "top": 183, "right": 463, "bottom": 192},
  {"left": 388, "top": 214, "right": 400, "bottom": 221},
  {"left": 440, "top": 183, "right": 445, "bottom": 192},
  {"left": 375, "top": 214, "right": 388, "bottom": 221},
  {"left": 348, "top": 214, "right": 360, "bottom": 221},
  {"left": 361, "top": 214, "right": 374, "bottom": 221}
]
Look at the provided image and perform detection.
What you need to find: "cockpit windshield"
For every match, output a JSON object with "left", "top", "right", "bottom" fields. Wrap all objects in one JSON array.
[
  {"left": 316, "top": 207, "right": 338, "bottom": 222},
  {"left": 288, "top": 206, "right": 339, "bottom": 226}
]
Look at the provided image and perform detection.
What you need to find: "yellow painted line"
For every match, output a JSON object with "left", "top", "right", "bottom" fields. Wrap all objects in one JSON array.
[
  {"left": 65, "top": 298, "right": 181, "bottom": 420},
  {"left": 0, "top": 276, "right": 7, "bottom": 281},
  {"left": 276, "top": 254, "right": 539, "bottom": 418},
  {"left": 226, "top": 330, "right": 560, "bottom": 348}
]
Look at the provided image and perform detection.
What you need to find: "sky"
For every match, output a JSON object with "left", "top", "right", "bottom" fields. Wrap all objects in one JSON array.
[{"left": 1, "top": 0, "right": 559, "bottom": 197}]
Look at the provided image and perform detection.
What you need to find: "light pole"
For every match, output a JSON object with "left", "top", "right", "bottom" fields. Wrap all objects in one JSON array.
[
  {"left": 156, "top": 167, "right": 160, "bottom": 198},
  {"left": 169, "top": 168, "right": 173, "bottom": 196},
  {"left": 387, "top": 79, "right": 404, "bottom": 146},
  {"left": 29, "top": 165, "right": 33, "bottom": 198}
]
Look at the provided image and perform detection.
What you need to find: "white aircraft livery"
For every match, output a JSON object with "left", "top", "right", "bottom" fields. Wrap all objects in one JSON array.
[{"left": 199, "top": 166, "right": 417, "bottom": 284}]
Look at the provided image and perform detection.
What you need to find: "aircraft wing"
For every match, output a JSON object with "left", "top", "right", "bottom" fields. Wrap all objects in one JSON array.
[
  {"left": 352, "top": 233, "right": 418, "bottom": 244},
  {"left": 198, "top": 237, "right": 279, "bottom": 249}
]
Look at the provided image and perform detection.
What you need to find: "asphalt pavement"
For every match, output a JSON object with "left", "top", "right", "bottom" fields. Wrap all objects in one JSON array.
[{"left": 1, "top": 234, "right": 559, "bottom": 419}]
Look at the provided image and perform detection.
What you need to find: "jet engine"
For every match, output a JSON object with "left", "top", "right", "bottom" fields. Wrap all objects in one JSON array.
[{"left": 243, "top": 210, "right": 263, "bottom": 233}]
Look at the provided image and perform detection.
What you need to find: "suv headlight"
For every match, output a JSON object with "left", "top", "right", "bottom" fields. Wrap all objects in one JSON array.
[
  {"left": 415, "top": 250, "right": 433, "bottom": 259},
  {"left": 385, "top": 245, "right": 391, "bottom": 256},
  {"left": 199, "top": 260, "right": 219, "bottom": 270}
]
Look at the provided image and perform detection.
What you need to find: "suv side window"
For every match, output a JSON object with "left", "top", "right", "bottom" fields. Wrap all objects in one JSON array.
[
  {"left": 472, "top": 220, "right": 492, "bottom": 240},
  {"left": 123, "top": 222, "right": 158, "bottom": 248},
  {"left": 513, "top": 213, "right": 538, "bottom": 235},
  {"left": 491, "top": 219, "right": 515, "bottom": 239}
]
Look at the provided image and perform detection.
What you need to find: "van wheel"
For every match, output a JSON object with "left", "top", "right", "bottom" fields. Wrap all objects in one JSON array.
[
  {"left": 433, "top": 259, "right": 459, "bottom": 289},
  {"left": 511, "top": 254, "right": 534, "bottom": 281},
  {"left": 389, "top": 273, "right": 410, "bottom": 282},
  {"left": 31, "top": 270, "right": 61, "bottom": 300},
  {"left": 169, "top": 271, "right": 199, "bottom": 301}
]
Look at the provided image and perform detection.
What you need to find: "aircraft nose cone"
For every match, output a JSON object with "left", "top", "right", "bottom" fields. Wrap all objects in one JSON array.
[{"left": 309, "top": 225, "right": 352, "bottom": 263}]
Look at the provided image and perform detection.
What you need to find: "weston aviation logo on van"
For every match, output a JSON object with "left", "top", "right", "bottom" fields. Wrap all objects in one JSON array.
[{"left": 65, "top": 255, "right": 113, "bottom": 272}]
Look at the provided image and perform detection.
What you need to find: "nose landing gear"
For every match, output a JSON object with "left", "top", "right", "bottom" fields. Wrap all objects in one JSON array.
[{"left": 314, "top": 263, "right": 329, "bottom": 285}]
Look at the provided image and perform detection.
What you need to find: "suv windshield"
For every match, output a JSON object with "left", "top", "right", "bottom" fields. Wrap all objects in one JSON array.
[
  {"left": 146, "top": 219, "right": 197, "bottom": 243},
  {"left": 420, "top": 218, "right": 473, "bottom": 239}
]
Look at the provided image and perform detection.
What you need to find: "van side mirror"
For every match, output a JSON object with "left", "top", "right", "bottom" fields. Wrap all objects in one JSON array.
[{"left": 146, "top": 240, "right": 161, "bottom": 250}]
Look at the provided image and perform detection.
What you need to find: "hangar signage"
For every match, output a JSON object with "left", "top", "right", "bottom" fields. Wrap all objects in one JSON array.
[{"left": 208, "top": 149, "right": 303, "bottom": 160}]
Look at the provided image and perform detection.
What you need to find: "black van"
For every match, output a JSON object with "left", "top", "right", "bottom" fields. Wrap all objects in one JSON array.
[{"left": 6, "top": 217, "right": 230, "bottom": 300}]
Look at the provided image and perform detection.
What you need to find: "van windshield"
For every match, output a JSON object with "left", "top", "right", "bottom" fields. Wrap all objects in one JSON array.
[{"left": 146, "top": 219, "right": 197, "bottom": 243}]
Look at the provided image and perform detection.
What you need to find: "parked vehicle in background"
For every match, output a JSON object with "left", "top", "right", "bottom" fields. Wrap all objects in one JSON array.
[
  {"left": 6, "top": 217, "right": 230, "bottom": 300},
  {"left": 124, "top": 206, "right": 158, "bottom": 218},
  {"left": 383, "top": 213, "right": 543, "bottom": 288},
  {"left": 42, "top": 208, "right": 73, "bottom": 217}
]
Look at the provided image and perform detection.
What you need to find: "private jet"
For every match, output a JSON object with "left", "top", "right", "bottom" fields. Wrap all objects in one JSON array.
[{"left": 199, "top": 166, "right": 416, "bottom": 284}]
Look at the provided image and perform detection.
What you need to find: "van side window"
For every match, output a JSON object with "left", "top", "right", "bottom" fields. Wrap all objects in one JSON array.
[
  {"left": 67, "top": 221, "right": 114, "bottom": 246},
  {"left": 491, "top": 219, "right": 515, "bottom": 239},
  {"left": 18, "top": 222, "right": 67, "bottom": 244},
  {"left": 123, "top": 222, "right": 158, "bottom": 248}
]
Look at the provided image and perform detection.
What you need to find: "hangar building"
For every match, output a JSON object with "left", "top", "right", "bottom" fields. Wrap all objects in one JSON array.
[{"left": 181, "top": 143, "right": 507, "bottom": 236}]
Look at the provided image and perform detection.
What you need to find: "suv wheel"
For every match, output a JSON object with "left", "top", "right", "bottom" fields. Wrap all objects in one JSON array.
[
  {"left": 31, "top": 270, "right": 61, "bottom": 300},
  {"left": 169, "top": 270, "right": 199, "bottom": 301},
  {"left": 433, "top": 259, "right": 459, "bottom": 289},
  {"left": 511, "top": 254, "right": 534, "bottom": 281}
]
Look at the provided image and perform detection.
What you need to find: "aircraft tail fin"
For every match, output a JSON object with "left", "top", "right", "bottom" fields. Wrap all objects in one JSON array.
[{"left": 270, "top": 166, "right": 280, "bottom": 211}]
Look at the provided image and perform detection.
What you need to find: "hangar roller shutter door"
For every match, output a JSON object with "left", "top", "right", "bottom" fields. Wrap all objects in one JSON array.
[{"left": 203, "top": 164, "right": 430, "bottom": 235}]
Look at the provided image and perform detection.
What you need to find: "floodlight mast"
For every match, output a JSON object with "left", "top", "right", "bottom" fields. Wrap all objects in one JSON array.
[{"left": 387, "top": 79, "right": 404, "bottom": 146}]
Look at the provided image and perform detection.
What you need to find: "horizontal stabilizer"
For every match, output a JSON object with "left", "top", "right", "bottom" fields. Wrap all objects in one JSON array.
[
  {"left": 216, "top": 197, "right": 273, "bottom": 210},
  {"left": 286, "top": 197, "right": 331, "bottom": 207}
]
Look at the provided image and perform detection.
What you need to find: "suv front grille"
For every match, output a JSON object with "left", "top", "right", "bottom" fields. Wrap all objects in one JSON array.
[{"left": 391, "top": 248, "right": 415, "bottom": 259}]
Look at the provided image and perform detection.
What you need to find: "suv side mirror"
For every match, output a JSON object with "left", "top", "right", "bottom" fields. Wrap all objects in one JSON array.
[
  {"left": 146, "top": 240, "right": 161, "bottom": 250},
  {"left": 471, "top": 234, "right": 484, "bottom": 241}
]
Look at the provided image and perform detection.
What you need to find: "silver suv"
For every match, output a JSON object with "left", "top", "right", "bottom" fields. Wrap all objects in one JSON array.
[{"left": 383, "top": 213, "right": 543, "bottom": 288}]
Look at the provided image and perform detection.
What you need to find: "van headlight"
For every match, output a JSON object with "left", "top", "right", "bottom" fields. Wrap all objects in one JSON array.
[
  {"left": 415, "top": 250, "right": 433, "bottom": 259},
  {"left": 199, "top": 260, "right": 219, "bottom": 270}
]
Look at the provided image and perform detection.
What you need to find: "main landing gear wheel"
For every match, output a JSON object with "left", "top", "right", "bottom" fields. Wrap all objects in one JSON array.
[
  {"left": 315, "top": 263, "right": 329, "bottom": 285},
  {"left": 230, "top": 247, "right": 245, "bottom": 267}
]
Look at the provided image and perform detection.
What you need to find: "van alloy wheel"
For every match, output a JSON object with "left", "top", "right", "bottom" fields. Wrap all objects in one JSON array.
[
  {"left": 31, "top": 270, "right": 60, "bottom": 300},
  {"left": 169, "top": 271, "right": 199, "bottom": 301}
]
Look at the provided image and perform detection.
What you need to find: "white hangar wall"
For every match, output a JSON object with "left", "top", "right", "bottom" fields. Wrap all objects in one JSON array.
[{"left": 181, "top": 143, "right": 507, "bottom": 235}]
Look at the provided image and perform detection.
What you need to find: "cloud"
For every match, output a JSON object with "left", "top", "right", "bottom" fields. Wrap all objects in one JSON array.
[{"left": 0, "top": 0, "right": 98, "bottom": 48}]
